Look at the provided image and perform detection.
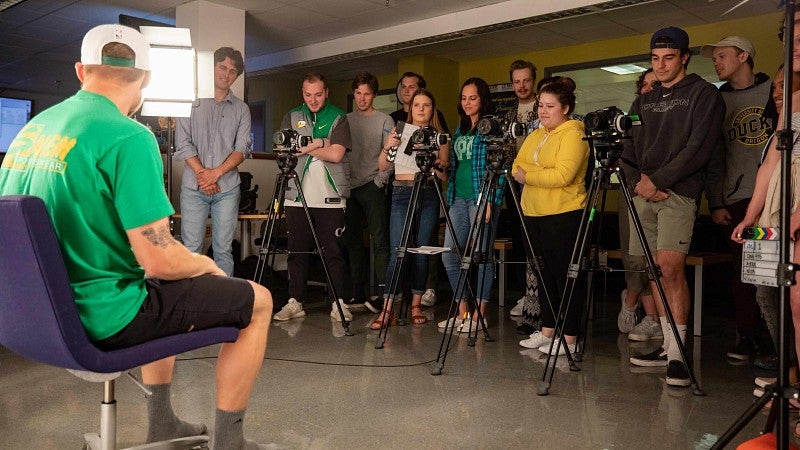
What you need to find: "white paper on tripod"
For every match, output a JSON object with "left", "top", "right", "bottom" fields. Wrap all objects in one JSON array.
[
  {"left": 407, "top": 246, "right": 451, "bottom": 255},
  {"left": 393, "top": 122, "right": 421, "bottom": 173}
]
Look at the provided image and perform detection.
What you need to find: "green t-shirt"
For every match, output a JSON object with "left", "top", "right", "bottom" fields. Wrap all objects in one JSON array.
[
  {"left": 0, "top": 90, "right": 174, "bottom": 340},
  {"left": 453, "top": 133, "right": 474, "bottom": 199}
]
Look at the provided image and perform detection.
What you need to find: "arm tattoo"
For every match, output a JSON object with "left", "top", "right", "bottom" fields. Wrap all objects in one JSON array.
[{"left": 141, "top": 225, "right": 176, "bottom": 249}]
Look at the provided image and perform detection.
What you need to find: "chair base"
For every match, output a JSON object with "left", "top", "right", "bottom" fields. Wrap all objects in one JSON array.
[
  {"left": 82, "top": 380, "right": 209, "bottom": 450},
  {"left": 84, "top": 433, "right": 209, "bottom": 450}
]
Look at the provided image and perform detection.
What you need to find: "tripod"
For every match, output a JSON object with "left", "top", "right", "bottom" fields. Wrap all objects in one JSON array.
[
  {"left": 431, "top": 146, "right": 554, "bottom": 376},
  {"left": 538, "top": 144, "right": 705, "bottom": 397},
  {"left": 253, "top": 150, "right": 353, "bottom": 336},
  {"left": 374, "top": 150, "right": 461, "bottom": 348}
]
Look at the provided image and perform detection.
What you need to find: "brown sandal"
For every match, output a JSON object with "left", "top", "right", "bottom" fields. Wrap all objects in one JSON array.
[
  {"left": 370, "top": 311, "right": 396, "bottom": 330},
  {"left": 410, "top": 305, "right": 427, "bottom": 325}
]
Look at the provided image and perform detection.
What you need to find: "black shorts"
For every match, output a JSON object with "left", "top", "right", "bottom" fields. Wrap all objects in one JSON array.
[{"left": 94, "top": 275, "right": 254, "bottom": 351}]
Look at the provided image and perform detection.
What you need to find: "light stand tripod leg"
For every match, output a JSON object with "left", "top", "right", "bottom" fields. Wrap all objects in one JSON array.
[
  {"left": 289, "top": 175, "right": 354, "bottom": 336},
  {"left": 711, "top": 386, "right": 777, "bottom": 449},
  {"left": 617, "top": 169, "right": 704, "bottom": 396}
]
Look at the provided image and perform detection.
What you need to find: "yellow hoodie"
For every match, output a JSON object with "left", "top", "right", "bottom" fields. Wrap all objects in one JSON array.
[{"left": 512, "top": 119, "right": 589, "bottom": 217}]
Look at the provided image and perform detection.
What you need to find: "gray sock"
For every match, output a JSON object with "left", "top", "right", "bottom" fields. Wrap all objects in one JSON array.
[
  {"left": 212, "top": 408, "right": 271, "bottom": 450},
  {"left": 144, "top": 383, "right": 207, "bottom": 443},
  {"left": 213, "top": 408, "right": 247, "bottom": 450}
]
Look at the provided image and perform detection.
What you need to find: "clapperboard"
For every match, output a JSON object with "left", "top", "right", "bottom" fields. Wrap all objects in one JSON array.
[{"left": 741, "top": 227, "right": 780, "bottom": 287}]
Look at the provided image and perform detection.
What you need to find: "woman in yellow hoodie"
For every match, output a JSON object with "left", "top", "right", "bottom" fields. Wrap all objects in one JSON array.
[{"left": 512, "top": 77, "right": 589, "bottom": 356}]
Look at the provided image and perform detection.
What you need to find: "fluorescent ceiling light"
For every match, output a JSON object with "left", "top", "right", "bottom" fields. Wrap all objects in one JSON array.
[
  {"left": 600, "top": 64, "right": 648, "bottom": 75},
  {"left": 0, "top": 0, "right": 27, "bottom": 12}
]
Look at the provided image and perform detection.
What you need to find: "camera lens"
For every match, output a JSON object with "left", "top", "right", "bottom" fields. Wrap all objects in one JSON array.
[
  {"left": 510, "top": 122, "right": 525, "bottom": 139},
  {"left": 411, "top": 128, "right": 428, "bottom": 145},
  {"left": 614, "top": 115, "right": 632, "bottom": 132},
  {"left": 583, "top": 112, "right": 603, "bottom": 131},
  {"left": 477, "top": 118, "right": 501, "bottom": 136},
  {"left": 273, "top": 130, "right": 291, "bottom": 146}
]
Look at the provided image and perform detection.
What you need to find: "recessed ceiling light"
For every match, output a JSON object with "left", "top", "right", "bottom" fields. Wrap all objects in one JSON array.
[{"left": 600, "top": 64, "right": 648, "bottom": 75}]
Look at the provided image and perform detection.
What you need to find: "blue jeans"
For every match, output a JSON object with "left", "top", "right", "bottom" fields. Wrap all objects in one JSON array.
[
  {"left": 384, "top": 184, "right": 439, "bottom": 297},
  {"left": 180, "top": 186, "right": 240, "bottom": 276},
  {"left": 442, "top": 197, "right": 499, "bottom": 302}
]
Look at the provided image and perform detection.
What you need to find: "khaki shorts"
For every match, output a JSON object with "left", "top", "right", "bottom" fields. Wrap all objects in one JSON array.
[{"left": 628, "top": 191, "right": 696, "bottom": 256}]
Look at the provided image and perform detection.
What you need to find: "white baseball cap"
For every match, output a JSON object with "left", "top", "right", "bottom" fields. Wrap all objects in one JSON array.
[
  {"left": 700, "top": 36, "right": 756, "bottom": 59},
  {"left": 81, "top": 24, "right": 151, "bottom": 71}
]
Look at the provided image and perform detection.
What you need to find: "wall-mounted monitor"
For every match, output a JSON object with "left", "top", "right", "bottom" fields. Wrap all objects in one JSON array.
[{"left": 1, "top": 97, "right": 33, "bottom": 153}]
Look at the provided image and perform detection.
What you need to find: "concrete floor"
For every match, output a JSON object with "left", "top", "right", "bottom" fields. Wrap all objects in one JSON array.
[{"left": 0, "top": 291, "right": 788, "bottom": 449}]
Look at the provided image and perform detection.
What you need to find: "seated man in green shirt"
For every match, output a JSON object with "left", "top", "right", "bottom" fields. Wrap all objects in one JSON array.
[{"left": 0, "top": 24, "right": 273, "bottom": 450}]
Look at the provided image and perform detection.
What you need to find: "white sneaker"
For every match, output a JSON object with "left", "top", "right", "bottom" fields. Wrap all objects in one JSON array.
[
  {"left": 273, "top": 298, "right": 306, "bottom": 321},
  {"left": 421, "top": 289, "right": 437, "bottom": 307},
  {"left": 628, "top": 315, "right": 663, "bottom": 342},
  {"left": 519, "top": 331, "right": 552, "bottom": 349},
  {"left": 617, "top": 289, "right": 637, "bottom": 333},
  {"left": 538, "top": 337, "right": 577, "bottom": 356},
  {"left": 458, "top": 316, "right": 487, "bottom": 333},
  {"left": 330, "top": 298, "right": 353, "bottom": 322},
  {"left": 438, "top": 316, "right": 463, "bottom": 329},
  {"left": 509, "top": 296, "right": 525, "bottom": 317}
]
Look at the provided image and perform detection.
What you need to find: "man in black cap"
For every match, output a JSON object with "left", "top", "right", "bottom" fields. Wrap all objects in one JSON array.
[{"left": 622, "top": 26, "right": 725, "bottom": 386}]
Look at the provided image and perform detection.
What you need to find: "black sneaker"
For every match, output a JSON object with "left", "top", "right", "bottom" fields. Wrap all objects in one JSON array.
[
  {"left": 343, "top": 298, "right": 367, "bottom": 312},
  {"left": 516, "top": 323, "right": 537, "bottom": 335},
  {"left": 754, "top": 354, "right": 778, "bottom": 372},
  {"left": 727, "top": 336, "right": 756, "bottom": 361},
  {"left": 364, "top": 297, "right": 383, "bottom": 314},
  {"left": 630, "top": 347, "right": 668, "bottom": 367},
  {"left": 666, "top": 360, "right": 691, "bottom": 387}
]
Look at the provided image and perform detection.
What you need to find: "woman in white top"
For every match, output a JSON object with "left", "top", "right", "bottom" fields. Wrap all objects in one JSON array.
[{"left": 372, "top": 89, "right": 450, "bottom": 329}]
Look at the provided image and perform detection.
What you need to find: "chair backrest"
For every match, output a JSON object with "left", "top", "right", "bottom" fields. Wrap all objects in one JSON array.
[
  {"left": 0, "top": 195, "right": 96, "bottom": 370},
  {"left": 0, "top": 195, "right": 241, "bottom": 374}
]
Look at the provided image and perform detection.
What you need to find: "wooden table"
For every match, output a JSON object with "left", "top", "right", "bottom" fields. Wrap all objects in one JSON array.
[{"left": 172, "top": 212, "right": 268, "bottom": 259}]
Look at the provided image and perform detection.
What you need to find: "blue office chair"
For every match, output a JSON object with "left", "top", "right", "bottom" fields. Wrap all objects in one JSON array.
[{"left": 0, "top": 195, "right": 240, "bottom": 449}]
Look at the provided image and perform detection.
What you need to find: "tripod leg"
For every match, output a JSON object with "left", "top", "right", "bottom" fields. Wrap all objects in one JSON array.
[
  {"left": 505, "top": 180, "right": 557, "bottom": 322},
  {"left": 375, "top": 174, "right": 426, "bottom": 348},
  {"left": 538, "top": 168, "right": 605, "bottom": 395},
  {"left": 289, "top": 175, "right": 353, "bottom": 336},
  {"left": 710, "top": 386, "right": 776, "bottom": 449},
  {"left": 433, "top": 171, "right": 497, "bottom": 372},
  {"left": 254, "top": 175, "right": 288, "bottom": 283},
  {"left": 617, "top": 169, "right": 704, "bottom": 395}
]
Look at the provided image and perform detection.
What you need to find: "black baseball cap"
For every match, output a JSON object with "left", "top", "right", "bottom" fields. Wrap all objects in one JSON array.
[{"left": 650, "top": 26, "right": 690, "bottom": 50}]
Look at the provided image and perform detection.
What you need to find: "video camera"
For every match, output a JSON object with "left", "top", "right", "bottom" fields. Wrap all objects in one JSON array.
[
  {"left": 584, "top": 106, "right": 631, "bottom": 136},
  {"left": 476, "top": 115, "right": 524, "bottom": 169},
  {"left": 477, "top": 115, "right": 525, "bottom": 141},
  {"left": 272, "top": 129, "right": 311, "bottom": 173},
  {"left": 273, "top": 129, "right": 311, "bottom": 152},
  {"left": 409, "top": 126, "right": 449, "bottom": 152},
  {"left": 583, "top": 106, "right": 631, "bottom": 168}
]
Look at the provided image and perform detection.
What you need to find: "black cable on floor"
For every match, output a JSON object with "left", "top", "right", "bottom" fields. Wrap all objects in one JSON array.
[{"left": 176, "top": 355, "right": 438, "bottom": 368}]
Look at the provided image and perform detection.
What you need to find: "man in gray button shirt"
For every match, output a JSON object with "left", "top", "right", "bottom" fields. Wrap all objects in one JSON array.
[{"left": 176, "top": 47, "right": 252, "bottom": 276}]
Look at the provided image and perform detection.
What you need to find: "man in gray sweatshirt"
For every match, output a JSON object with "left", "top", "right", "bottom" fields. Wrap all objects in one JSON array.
[
  {"left": 622, "top": 27, "right": 725, "bottom": 387},
  {"left": 702, "top": 36, "right": 778, "bottom": 363}
]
